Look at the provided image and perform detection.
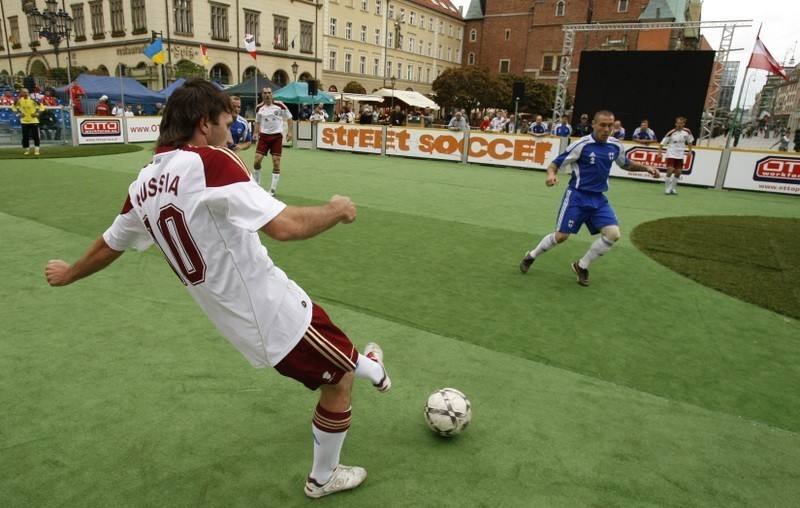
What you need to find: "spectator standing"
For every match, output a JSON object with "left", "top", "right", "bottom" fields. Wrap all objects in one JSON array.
[
  {"left": 632, "top": 119, "right": 657, "bottom": 144},
  {"left": 658, "top": 116, "right": 694, "bottom": 195},
  {"left": 359, "top": 105, "right": 374, "bottom": 124},
  {"left": 505, "top": 114, "right": 518, "bottom": 133},
  {"left": 528, "top": 115, "right": 549, "bottom": 137},
  {"left": 771, "top": 132, "right": 790, "bottom": 152},
  {"left": 133, "top": 104, "right": 147, "bottom": 116},
  {"left": 447, "top": 111, "right": 469, "bottom": 131},
  {"left": 11, "top": 88, "right": 45, "bottom": 155},
  {"left": 422, "top": 108, "right": 435, "bottom": 128},
  {"left": 519, "top": 110, "right": 660, "bottom": 286},
  {"left": 95, "top": 95, "right": 112, "bottom": 116},
  {"left": 310, "top": 105, "right": 328, "bottom": 124},
  {"left": 489, "top": 110, "right": 509, "bottom": 132},
  {"left": 553, "top": 115, "right": 572, "bottom": 138},
  {"left": 41, "top": 90, "right": 58, "bottom": 106},
  {"left": 154, "top": 102, "right": 165, "bottom": 115},
  {"left": 611, "top": 120, "right": 625, "bottom": 140},
  {"left": 389, "top": 105, "right": 406, "bottom": 126},
  {"left": 253, "top": 87, "right": 293, "bottom": 195},
  {"left": 112, "top": 102, "right": 125, "bottom": 116},
  {"left": 573, "top": 113, "right": 591, "bottom": 137}
]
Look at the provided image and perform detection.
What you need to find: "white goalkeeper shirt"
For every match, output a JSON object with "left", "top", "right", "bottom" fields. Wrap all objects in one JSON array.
[
  {"left": 255, "top": 102, "right": 292, "bottom": 135},
  {"left": 102, "top": 145, "right": 312, "bottom": 368}
]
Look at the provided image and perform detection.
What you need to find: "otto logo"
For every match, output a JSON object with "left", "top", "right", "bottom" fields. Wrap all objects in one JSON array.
[
  {"left": 625, "top": 147, "right": 694, "bottom": 174},
  {"left": 81, "top": 120, "right": 121, "bottom": 136},
  {"left": 753, "top": 156, "right": 800, "bottom": 184}
]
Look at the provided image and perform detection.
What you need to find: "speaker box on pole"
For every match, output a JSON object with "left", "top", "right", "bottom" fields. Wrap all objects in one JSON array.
[
  {"left": 512, "top": 82, "right": 525, "bottom": 100},
  {"left": 308, "top": 80, "right": 318, "bottom": 96}
]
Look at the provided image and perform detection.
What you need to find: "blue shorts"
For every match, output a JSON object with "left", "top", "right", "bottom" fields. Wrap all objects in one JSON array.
[{"left": 555, "top": 188, "right": 618, "bottom": 235}]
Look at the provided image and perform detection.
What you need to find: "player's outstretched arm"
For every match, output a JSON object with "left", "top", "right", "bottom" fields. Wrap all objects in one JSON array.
[
  {"left": 45, "top": 236, "right": 124, "bottom": 287},
  {"left": 623, "top": 161, "right": 661, "bottom": 179},
  {"left": 261, "top": 195, "right": 356, "bottom": 241}
]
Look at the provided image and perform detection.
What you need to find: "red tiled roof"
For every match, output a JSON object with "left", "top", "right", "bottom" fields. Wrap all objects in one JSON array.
[{"left": 408, "top": 0, "right": 464, "bottom": 20}]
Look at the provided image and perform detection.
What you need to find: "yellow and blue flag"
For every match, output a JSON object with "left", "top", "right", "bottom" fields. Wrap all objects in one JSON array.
[{"left": 143, "top": 38, "right": 165, "bottom": 65}]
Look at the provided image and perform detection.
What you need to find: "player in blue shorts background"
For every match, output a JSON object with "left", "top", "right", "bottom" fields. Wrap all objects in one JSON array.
[{"left": 519, "top": 110, "right": 660, "bottom": 286}]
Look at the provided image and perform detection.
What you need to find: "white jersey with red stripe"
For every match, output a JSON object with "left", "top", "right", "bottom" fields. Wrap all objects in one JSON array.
[
  {"left": 102, "top": 145, "right": 312, "bottom": 368},
  {"left": 660, "top": 128, "right": 694, "bottom": 159},
  {"left": 255, "top": 101, "right": 292, "bottom": 135}
]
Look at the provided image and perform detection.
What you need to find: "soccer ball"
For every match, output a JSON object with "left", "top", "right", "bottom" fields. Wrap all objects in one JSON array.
[{"left": 424, "top": 388, "right": 472, "bottom": 437}]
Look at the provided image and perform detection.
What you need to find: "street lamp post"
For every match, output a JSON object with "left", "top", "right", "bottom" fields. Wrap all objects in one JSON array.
[
  {"left": 23, "top": 0, "right": 74, "bottom": 80},
  {"left": 291, "top": 61, "right": 299, "bottom": 82},
  {"left": 383, "top": 2, "right": 404, "bottom": 88},
  {"left": 390, "top": 75, "right": 396, "bottom": 110}
]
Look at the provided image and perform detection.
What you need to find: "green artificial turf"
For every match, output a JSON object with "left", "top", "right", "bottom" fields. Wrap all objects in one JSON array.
[
  {"left": 1, "top": 147, "right": 799, "bottom": 505},
  {"left": 0, "top": 143, "right": 144, "bottom": 159}
]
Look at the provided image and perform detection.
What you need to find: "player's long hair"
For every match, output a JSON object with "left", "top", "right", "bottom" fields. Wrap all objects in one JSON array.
[{"left": 157, "top": 78, "right": 234, "bottom": 149}]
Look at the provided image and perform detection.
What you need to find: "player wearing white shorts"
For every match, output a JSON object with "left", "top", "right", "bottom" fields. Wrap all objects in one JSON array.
[
  {"left": 658, "top": 116, "right": 694, "bottom": 195},
  {"left": 45, "top": 79, "right": 389, "bottom": 499}
]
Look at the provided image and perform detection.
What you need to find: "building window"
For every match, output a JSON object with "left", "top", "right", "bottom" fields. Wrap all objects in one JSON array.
[
  {"left": 131, "top": 0, "right": 147, "bottom": 33},
  {"left": 556, "top": 1, "right": 565, "bottom": 17},
  {"left": 426, "top": 68, "right": 431, "bottom": 82},
  {"left": 7, "top": 17, "right": 19, "bottom": 48},
  {"left": 385, "top": 60, "right": 391, "bottom": 78},
  {"left": 406, "top": 64, "right": 413, "bottom": 80},
  {"left": 210, "top": 3, "right": 229, "bottom": 41},
  {"left": 499, "top": 60, "right": 510, "bottom": 74},
  {"left": 446, "top": 47, "right": 452, "bottom": 61},
  {"left": 360, "top": 24, "right": 367, "bottom": 42},
  {"left": 396, "top": 62, "right": 401, "bottom": 78},
  {"left": 375, "top": 0, "right": 381, "bottom": 16},
  {"left": 210, "top": 64, "right": 230, "bottom": 84},
  {"left": 173, "top": 0, "right": 193, "bottom": 36},
  {"left": 457, "top": 27, "right": 462, "bottom": 40},
  {"left": 388, "top": 4, "right": 394, "bottom": 19},
  {"left": 387, "top": 31, "right": 393, "bottom": 48},
  {"left": 110, "top": 0, "right": 125, "bottom": 36},
  {"left": 361, "top": 0, "right": 368, "bottom": 11},
  {"left": 437, "top": 44, "right": 441, "bottom": 59},
  {"left": 456, "top": 48, "right": 461, "bottom": 62},
  {"left": 618, "top": 0, "right": 628, "bottom": 12},
  {"left": 542, "top": 54, "right": 559, "bottom": 71},
  {"left": 373, "top": 57, "right": 379, "bottom": 75},
  {"left": 71, "top": 5, "right": 85, "bottom": 40},
  {"left": 428, "top": 17, "right": 433, "bottom": 31},
  {"left": 27, "top": 14, "right": 39, "bottom": 45},
  {"left": 417, "top": 66, "right": 422, "bottom": 81},
  {"left": 344, "top": 53, "right": 352, "bottom": 73},
  {"left": 504, "top": 29, "right": 510, "bottom": 41},
  {"left": 409, "top": 11, "right": 415, "bottom": 25},
  {"left": 448, "top": 24, "right": 453, "bottom": 37},
  {"left": 274, "top": 16, "right": 288, "bottom": 49},
  {"left": 328, "top": 51, "right": 337, "bottom": 71},
  {"left": 329, "top": 18, "right": 337, "bottom": 37},
  {"left": 419, "top": 14, "right": 424, "bottom": 28},
  {"left": 244, "top": 10, "right": 260, "bottom": 45},
  {"left": 345, "top": 21, "right": 352, "bottom": 40},
  {"left": 374, "top": 27, "right": 381, "bottom": 45},
  {"left": 408, "top": 37, "right": 414, "bottom": 52},
  {"left": 359, "top": 55, "right": 366, "bottom": 74},
  {"left": 467, "top": 52, "right": 474, "bottom": 65},
  {"left": 418, "top": 39, "right": 423, "bottom": 54},
  {"left": 89, "top": 1, "right": 105, "bottom": 39},
  {"left": 438, "top": 21, "right": 444, "bottom": 34},
  {"left": 427, "top": 42, "right": 432, "bottom": 56},
  {"left": 300, "top": 21, "right": 313, "bottom": 54}
]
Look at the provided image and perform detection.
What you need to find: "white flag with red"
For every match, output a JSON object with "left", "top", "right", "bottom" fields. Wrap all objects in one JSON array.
[
  {"left": 748, "top": 35, "right": 789, "bottom": 82},
  {"left": 243, "top": 34, "right": 257, "bottom": 60}
]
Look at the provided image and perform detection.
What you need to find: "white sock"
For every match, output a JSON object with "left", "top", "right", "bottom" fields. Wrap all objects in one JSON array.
[
  {"left": 354, "top": 354, "right": 384, "bottom": 385},
  {"left": 579, "top": 236, "right": 614, "bottom": 267},
  {"left": 665, "top": 176, "right": 672, "bottom": 191},
  {"left": 271, "top": 172, "right": 280, "bottom": 190},
  {"left": 671, "top": 176, "right": 679, "bottom": 190},
  {"left": 310, "top": 404, "right": 350, "bottom": 484},
  {"left": 531, "top": 233, "right": 558, "bottom": 259},
  {"left": 253, "top": 169, "right": 261, "bottom": 184}
]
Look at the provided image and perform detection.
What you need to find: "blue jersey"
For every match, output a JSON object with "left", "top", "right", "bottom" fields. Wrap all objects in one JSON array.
[
  {"left": 552, "top": 134, "right": 629, "bottom": 193},
  {"left": 229, "top": 114, "right": 252, "bottom": 145},
  {"left": 529, "top": 122, "right": 548, "bottom": 135},
  {"left": 554, "top": 124, "right": 572, "bottom": 137}
]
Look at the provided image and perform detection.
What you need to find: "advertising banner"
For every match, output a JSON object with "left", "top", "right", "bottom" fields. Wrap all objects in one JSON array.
[
  {"left": 466, "top": 133, "right": 560, "bottom": 170},
  {"left": 610, "top": 142, "right": 722, "bottom": 187},
  {"left": 723, "top": 150, "right": 800, "bottom": 195},
  {"left": 77, "top": 117, "right": 124, "bottom": 144}
]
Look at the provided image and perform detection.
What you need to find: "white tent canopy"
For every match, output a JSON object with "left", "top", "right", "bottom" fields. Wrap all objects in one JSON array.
[
  {"left": 374, "top": 88, "right": 440, "bottom": 110},
  {"left": 334, "top": 92, "right": 385, "bottom": 103}
]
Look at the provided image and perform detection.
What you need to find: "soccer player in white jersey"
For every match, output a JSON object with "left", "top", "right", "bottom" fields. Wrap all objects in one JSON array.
[
  {"left": 253, "top": 87, "right": 293, "bottom": 195},
  {"left": 658, "top": 116, "right": 694, "bottom": 195},
  {"left": 519, "top": 110, "right": 660, "bottom": 286},
  {"left": 45, "top": 79, "right": 389, "bottom": 499}
]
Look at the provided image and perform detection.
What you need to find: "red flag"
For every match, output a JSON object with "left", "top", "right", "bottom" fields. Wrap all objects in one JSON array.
[
  {"left": 243, "top": 33, "right": 257, "bottom": 60},
  {"left": 748, "top": 35, "right": 789, "bottom": 82},
  {"left": 200, "top": 44, "right": 210, "bottom": 66}
]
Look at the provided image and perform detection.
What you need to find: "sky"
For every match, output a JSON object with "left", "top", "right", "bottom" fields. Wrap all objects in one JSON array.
[{"left": 449, "top": 0, "right": 799, "bottom": 107}]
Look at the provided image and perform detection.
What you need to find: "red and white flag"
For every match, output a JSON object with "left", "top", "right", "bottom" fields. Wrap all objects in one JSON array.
[
  {"left": 748, "top": 34, "right": 789, "bottom": 82},
  {"left": 243, "top": 33, "right": 257, "bottom": 60},
  {"left": 274, "top": 33, "right": 282, "bottom": 47}
]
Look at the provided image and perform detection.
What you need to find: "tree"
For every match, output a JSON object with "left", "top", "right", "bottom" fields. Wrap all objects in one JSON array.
[
  {"left": 174, "top": 60, "right": 206, "bottom": 80},
  {"left": 343, "top": 81, "right": 366, "bottom": 94},
  {"left": 499, "top": 74, "right": 568, "bottom": 121},
  {"left": 432, "top": 67, "right": 509, "bottom": 115}
]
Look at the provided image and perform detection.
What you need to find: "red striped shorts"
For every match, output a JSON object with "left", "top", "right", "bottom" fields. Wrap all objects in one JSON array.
[{"left": 274, "top": 303, "right": 358, "bottom": 390}]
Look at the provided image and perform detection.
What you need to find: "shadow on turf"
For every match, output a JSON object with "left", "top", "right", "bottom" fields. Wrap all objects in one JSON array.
[{"left": 631, "top": 215, "right": 800, "bottom": 320}]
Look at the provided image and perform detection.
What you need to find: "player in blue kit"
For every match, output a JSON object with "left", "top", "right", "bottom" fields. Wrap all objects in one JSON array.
[
  {"left": 227, "top": 95, "right": 252, "bottom": 153},
  {"left": 519, "top": 110, "right": 660, "bottom": 286}
]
